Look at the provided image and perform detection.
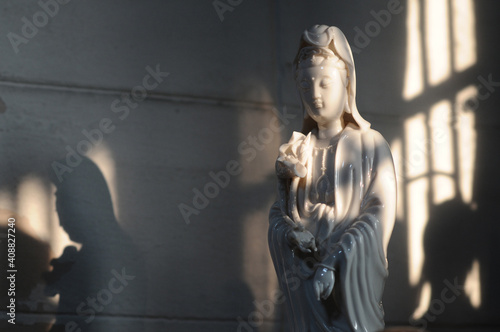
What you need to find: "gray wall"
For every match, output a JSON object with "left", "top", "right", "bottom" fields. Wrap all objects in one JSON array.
[{"left": 0, "top": 0, "right": 499, "bottom": 331}]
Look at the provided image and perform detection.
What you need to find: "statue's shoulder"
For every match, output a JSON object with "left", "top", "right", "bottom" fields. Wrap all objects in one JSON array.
[
  {"left": 342, "top": 125, "right": 391, "bottom": 154},
  {"left": 342, "top": 124, "right": 384, "bottom": 141}
]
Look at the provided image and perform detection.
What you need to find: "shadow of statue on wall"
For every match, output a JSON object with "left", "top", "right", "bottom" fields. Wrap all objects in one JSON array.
[
  {"left": 418, "top": 194, "right": 498, "bottom": 328},
  {"left": 46, "top": 156, "right": 146, "bottom": 332}
]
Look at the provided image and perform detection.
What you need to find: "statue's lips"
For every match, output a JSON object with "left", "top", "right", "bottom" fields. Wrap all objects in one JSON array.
[{"left": 313, "top": 101, "right": 323, "bottom": 109}]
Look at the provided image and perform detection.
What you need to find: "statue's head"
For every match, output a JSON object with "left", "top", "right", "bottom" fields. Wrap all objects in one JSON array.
[
  {"left": 293, "top": 25, "right": 370, "bottom": 133},
  {"left": 295, "top": 45, "right": 349, "bottom": 130}
]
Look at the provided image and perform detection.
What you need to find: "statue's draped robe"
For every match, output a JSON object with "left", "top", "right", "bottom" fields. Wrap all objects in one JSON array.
[{"left": 269, "top": 125, "right": 396, "bottom": 332}]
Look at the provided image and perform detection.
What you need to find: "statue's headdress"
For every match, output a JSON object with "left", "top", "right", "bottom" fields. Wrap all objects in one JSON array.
[{"left": 294, "top": 25, "right": 371, "bottom": 132}]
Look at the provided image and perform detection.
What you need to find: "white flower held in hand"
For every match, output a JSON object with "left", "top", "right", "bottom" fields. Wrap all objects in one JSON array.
[{"left": 277, "top": 131, "right": 312, "bottom": 178}]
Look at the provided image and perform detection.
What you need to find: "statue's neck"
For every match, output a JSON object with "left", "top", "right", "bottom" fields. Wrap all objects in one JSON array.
[{"left": 317, "top": 119, "right": 343, "bottom": 140}]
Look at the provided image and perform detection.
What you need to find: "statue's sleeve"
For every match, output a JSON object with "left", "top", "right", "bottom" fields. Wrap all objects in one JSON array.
[
  {"left": 355, "top": 130, "right": 396, "bottom": 254},
  {"left": 323, "top": 130, "right": 397, "bottom": 331}
]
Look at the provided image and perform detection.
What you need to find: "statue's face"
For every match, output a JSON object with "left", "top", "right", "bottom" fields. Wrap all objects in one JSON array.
[{"left": 297, "top": 61, "right": 347, "bottom": 126}]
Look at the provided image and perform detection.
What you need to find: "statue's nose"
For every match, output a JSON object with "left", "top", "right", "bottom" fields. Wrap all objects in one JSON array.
[
  {"left": 310, "top": 85, "right": 321, "bottom": 100},
  {"left": 313, "top": 89, "right": 322, "bottom": 100}
]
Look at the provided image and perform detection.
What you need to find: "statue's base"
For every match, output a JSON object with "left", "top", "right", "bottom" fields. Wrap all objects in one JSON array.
[{"left": 383, "top": 327, "right": 428, "bottom": 332}]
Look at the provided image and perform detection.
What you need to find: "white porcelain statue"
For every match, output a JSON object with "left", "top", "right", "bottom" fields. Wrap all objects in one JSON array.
[{"left": 269, "top": 25, "right": 396, "bottom": 332}]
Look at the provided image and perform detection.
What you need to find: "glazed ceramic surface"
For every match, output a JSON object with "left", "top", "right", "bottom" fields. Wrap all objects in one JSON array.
[{"left": 269, "top": 25, "right": 397, "bottom": 332}]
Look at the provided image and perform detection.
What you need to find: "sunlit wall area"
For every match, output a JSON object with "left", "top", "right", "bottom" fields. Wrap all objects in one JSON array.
[
  {"left": 399, "top": 0, "right": 489, "bottom": 326},
  {"left": 402, "top": 0, "right": 424, "bottom": 100}
]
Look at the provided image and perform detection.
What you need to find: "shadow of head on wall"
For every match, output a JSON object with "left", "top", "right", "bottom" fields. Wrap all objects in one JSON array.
[{"left": 46, "top": 156, "right": 145, "bottom": 331}]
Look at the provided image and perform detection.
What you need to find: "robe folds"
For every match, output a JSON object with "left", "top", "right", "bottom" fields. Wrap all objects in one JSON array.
[{"left": 269, "top": 125, "right": 396, "bottom": 332}]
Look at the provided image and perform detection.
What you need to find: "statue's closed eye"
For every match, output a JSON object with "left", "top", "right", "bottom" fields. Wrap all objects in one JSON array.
[
  {"left": 321, "top": 78, "right": 333, "bottom": 88},
  {"left": 299, "top": 80, "right": 310, "bottom": 90}
]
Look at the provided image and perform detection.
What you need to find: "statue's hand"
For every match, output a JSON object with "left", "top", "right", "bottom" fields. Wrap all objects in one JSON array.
[
  {"left": 286, "top": 228, "right": 317, "bottom": 253},
  {"left": 313, "top": 267, "right": 335, "bottom": 301},
  {"left": 276, "top": 159, "right": 307, "bottom": 178},
  {"left": 284, "top": 159, "right": 307, "bottom": 178}
]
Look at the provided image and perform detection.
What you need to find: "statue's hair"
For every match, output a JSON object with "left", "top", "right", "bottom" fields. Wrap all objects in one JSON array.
[
  {"left": 295, "top": 47, "right": 345, "bottom": 73},
  {"left": 294, "top": 46, "right": 348, "bottom": 86}
]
